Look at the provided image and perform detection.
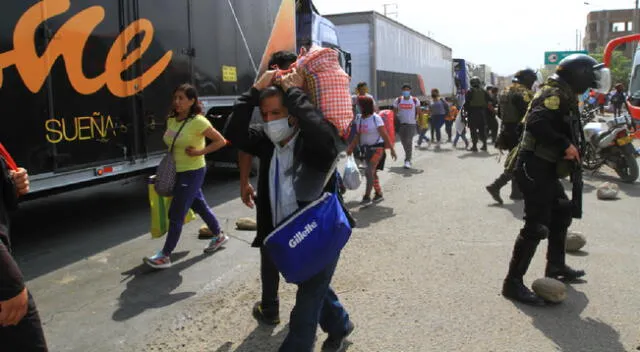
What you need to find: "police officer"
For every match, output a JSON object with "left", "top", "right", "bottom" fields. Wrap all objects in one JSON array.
[
  {"left": 486, "top": 69, "right": 537, "bottom": 204},
  {"left": 502, "top": 54, "right": 610, "bottom": 305},
  {"left": 464, "top": 77, "right": 490, "bottom": 152}
]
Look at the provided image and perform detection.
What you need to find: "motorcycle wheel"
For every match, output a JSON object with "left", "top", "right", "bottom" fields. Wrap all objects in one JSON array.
[{"left": 615, "top": 151, "right": 639, "bottom": 183}]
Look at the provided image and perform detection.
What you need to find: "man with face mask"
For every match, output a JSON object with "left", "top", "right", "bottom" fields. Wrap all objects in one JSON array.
[
  {"left": 393, "top": 85, "right": 420, "bottom": 169},
  {"left": 225, "top": 70, "right": 355, "bottom": 351},
  {"left": 501, "top": 54, "right": 610, "bottom": 305}
]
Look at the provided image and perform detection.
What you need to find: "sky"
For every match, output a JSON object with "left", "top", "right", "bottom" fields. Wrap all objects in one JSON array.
[{"left": 314, "top": 0, "right": 636, "bottom": 75}]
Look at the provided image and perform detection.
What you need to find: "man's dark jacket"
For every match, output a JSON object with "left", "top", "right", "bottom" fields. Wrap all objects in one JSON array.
[
  {"left": 225, "top": 87, "right": 354, "bottom": 248},
  {"left": 0, "top": 155, "right": 24, "bottom": 301}
]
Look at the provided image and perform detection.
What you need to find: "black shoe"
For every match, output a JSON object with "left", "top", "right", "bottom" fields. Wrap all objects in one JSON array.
[
  {"left": 480, "top": 144, "right": 488, "bottom": 151},
  {"left": 486, "top": 185, "right": 503, "bottom": 205},
  {"left": 545, "top": 265, "right": 586, "bottom": 282},
  {"left": 252, "top": 302, "right": 280, "bottom": 325},
  {"left": 321, "top": 320, "right": 355, "bottom": 352},
  {"left": 372, "top": 193, "right": 384, "bottom": 204},
  {"left": 502, "top": 278, "right": 545, "bottom": 306},
  {"left": 470, "top": 145, "right": 478, "bottom": 152},
  {"left": 509, "top": 192, "right": 524, "bottom": 200},
  {"left": 360, "top": 196, "right": 372, "bottom": 206}
]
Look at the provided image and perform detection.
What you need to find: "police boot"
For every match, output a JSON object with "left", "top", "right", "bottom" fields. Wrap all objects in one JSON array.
[
  {"left": 486, "top": 172, "right": 511, "bottom": 205},
  {"left": 502, "top": 234, "right": 544, "bottom": 306},
  {"left": 545, "top": 230, "right": 586, "bottom": 282},
  {"left": 509, "top": 180, "right": 524, "bottom": 200},
  {"left": 480, "top": 142, "right": 488, "bottom": 151}
]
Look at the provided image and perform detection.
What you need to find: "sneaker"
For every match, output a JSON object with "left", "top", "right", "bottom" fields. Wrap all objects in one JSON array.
[
  {"left": 198, "top": 225, "right": 218, "bottom": 239},
  {"left": 360, "top": 196, "right": 372, "bottom": 206},
  {"left": 144, "top": 251, "right": 172, "bottom": 269},
  {"left": 204, "top": 233, "right": 229, "bottom": 254},
  {"left": 252, "top": 302, "right": 280, "bottom": 325},
  {"left": 321, "top": 320, "right": 355, "bottom": 352},
  {"left": 404, "top": 161, "right": 412, "bottom": 169},
  {"left": 372, "top": 194, "right": 384, "bottom": 204}
]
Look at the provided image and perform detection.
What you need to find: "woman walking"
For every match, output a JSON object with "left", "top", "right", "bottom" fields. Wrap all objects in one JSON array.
[
  {"left": 145, "top": 84, "right": 229, "bottom": 269},
  {"left": 348, "top": 96, "right": 397, "bottom": 206},
  {"left": 428, "top": 89, "right": 449, "bottom": 150}
]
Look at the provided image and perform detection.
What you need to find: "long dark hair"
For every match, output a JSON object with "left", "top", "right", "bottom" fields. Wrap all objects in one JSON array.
[
  {"left": 357, "top": 96, "right": 375, "bottom": 116},
  {"left": 171, "top": 83, "right": 203, "bottom": 118}
]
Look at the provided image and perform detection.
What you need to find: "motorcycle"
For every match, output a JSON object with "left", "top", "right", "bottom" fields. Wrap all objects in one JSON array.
[{"left": 581, "top": 110, "right": 639, "bottom": 183}]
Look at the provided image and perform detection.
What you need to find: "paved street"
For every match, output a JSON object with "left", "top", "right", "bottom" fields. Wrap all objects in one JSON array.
[{"left": 12, "top": 141, "right": 640, "bottom": 352}]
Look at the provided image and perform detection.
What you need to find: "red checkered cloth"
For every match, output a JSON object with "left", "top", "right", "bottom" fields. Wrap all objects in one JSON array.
[{"left": 297, "top": 48, "right": 352, "bottom": 138}]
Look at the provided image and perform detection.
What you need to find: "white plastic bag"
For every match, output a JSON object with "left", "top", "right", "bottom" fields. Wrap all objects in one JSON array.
[{"left": 343, "top": 155, "right": 362, "bottom": 190}]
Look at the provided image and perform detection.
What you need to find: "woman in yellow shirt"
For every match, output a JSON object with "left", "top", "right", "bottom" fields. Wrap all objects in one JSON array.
[{"left": 145, "top": 84, "right": 229, "bottom": 269}]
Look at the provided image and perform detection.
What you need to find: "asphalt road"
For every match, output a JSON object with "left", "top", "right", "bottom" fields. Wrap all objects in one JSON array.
[{"left": 12, "top": 140, "right": 640, "bottom": 352}]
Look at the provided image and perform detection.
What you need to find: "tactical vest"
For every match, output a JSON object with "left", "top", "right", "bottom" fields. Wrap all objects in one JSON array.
[
  {"left": 468, "top": 88, "right": 487, "bottom": 108},
  {"left": 499, "top": 84, "right": 528, "bottom": 123}
]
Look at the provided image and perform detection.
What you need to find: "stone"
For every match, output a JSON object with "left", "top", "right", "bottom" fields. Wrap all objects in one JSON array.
[
  {"left": 597, "top": 182, "right": 619, "bottom": 200},
  {"left": 566, "top": 231, "right": 587, "bottom": 252},
  {"left": 236, "top": 217, "right": 257, "bottom": 231},
  {"left": 532, "top": 278, "right": 567, "bottom": 303}
]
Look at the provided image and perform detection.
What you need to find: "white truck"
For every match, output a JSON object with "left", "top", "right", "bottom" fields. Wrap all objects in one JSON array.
[{"left": 325, "top": 11, "right": 454, "bottom": 107}]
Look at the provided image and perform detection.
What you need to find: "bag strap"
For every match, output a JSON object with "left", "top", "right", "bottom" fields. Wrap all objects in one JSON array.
[{"left": 169, "top": 116, "right": 192, "bottom": 152}]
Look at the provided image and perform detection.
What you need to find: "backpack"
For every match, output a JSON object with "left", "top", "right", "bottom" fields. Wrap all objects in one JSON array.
[
  {"left": 441, "top": 99, "right": 450, "bottom": 116},
  {"left": 469, "top": 88, "right": 488, "bottom": 108},
  {"left": 378, "top": 110, "right": 396, "bottom": 146}
]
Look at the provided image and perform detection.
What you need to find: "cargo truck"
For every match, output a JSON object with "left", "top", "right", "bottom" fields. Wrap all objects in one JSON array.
[
  {"left": 0, "top": 0, "right": 350, "bottom": 198},
  {"left": 325, "top": 11, "right": 453, "bottom": 108}
]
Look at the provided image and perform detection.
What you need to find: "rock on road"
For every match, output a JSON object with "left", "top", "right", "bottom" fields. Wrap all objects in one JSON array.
[{"left": 12, "top": 141, "right": 640, "bottom": 352}]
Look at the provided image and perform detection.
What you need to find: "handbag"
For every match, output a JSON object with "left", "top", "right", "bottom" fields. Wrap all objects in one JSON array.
[
  {"left": 263, "top": 161, "right": 352, "bottom": 284},
  {"left": 154, "top": 117, "right": 191, "bottom": 196}
]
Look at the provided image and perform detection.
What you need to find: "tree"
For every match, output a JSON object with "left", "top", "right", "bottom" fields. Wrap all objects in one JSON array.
[{"left": 590, "top": 47, "right": 632, "bottom": 88}]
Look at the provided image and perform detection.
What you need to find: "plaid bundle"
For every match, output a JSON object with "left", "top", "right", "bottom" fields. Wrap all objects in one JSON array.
[{"left": 297, "top": 47, "right": 352, "bottom": 138}]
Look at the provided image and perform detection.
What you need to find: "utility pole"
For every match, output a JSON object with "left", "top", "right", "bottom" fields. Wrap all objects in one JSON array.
[{"left": 383, "top": 3, "right": 398, "bottom": 19}]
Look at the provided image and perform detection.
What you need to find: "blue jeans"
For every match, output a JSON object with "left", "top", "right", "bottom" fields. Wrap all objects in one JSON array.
[
  {"left": 417, "top": 128, "right": 430, "bottom": 146},
  {"left": 162, "top": 167, "right": 221, "bottom": 255},
  {"left": 453, "top": 131, "right": 469, "bottom": 146},
  {"left": 279, "top": 255, "right": 350, "bottom": 352}
]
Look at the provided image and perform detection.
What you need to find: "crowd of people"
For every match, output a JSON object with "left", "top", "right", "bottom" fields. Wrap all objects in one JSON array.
[{"left": 0, "top": 47, "right": 617, "bottom": 351}]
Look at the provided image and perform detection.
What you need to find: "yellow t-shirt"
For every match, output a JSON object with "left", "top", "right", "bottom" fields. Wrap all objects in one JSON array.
[{"left": 163, "top": 114, "right": 213, "bottom": 172}]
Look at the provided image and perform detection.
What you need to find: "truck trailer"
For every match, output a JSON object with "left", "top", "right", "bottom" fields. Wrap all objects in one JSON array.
[
  {"left": 325, "top": 11, "right": 453, "bottom": 107},
  {"left": 0, "top": 0, "right": 349, "bottom": 197}
]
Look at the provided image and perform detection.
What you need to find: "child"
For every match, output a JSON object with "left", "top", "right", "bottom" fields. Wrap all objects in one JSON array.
[
  {"left": 416, "top": 104, "right": 430, "bottom": 148},
  {"left": 453, "top": 108, "right": 469, "bottom": 149}
]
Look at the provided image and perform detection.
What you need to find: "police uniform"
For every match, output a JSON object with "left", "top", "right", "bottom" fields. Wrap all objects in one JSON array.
[
  {"left": 464, "top": 84, "right": 490, "bottom": 151},
  {"left": 502, "top": 75, "right": 585, "bottom": 305},
  {"left": 486, "top": 83, "right": 533, "bottom": 202}
]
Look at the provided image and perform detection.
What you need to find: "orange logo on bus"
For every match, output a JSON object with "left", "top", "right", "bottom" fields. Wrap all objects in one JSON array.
[{"left": 0, "top": 0, "right": 173, "bottom": 98}]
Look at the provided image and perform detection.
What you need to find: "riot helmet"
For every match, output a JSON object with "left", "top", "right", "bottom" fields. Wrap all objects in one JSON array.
[
  {"left": 470, "top": 76, "right": 481, "bottom": 88},
  {"left": 513, "top": 69, "right": 538, "bottom": 90},
  {"left": 556, "top": 54, "right": 611, "bottom": 94}
]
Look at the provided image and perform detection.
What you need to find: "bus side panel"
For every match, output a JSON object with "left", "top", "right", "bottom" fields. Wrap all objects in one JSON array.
[
  {"left": 135, "top": 0, "right": 191, "bottom": 156},
  {"left": 45, "top": 0, "right": 135, "bottom": 171},
  {"left": 0, "top": 1, "right": 55, "bottom": 175}
]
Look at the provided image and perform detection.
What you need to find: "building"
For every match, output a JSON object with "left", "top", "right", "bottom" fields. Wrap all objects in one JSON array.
[{"left": 583, "top": 9, "right": 635, "bottom": 58}]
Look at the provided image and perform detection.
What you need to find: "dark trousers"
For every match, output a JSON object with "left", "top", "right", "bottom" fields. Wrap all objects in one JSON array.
[
  {"left": 444, "top": 120, "right": 454, "bottom": 141},
  {"left": 430, "top": 114, "right": 445, "bottom": 142},
  {"left": 468, "top": 108, "right": 487, "bottom": 146},
  {"left": 614, "top": 103, "right": 624, "bottom": 117},
  {"left": 163, "top": 167, "right": 221, "bottom": 255},
  {"left": 260, "top": 246, "right": 280, "bottom": 312},
  {"left": 506, "top": 155, "right": 573, "bottom": 280},
  {"left": 0, "top": 293, "right": 48, "bottom": 352},
  {"left": 279, "top": 255, "right": 350, "bottom": 352},
  {"left": 486, "top": 113, "right": 498, "bottom": 142}
]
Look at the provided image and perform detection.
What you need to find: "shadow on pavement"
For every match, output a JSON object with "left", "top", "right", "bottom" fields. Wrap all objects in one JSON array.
[
  {"left": 387, "top": 167, "right": 425, "bottom": 178},
  {"left": 213, "top": 324, "right": 288, "bottom": 352},
  {"left": 513, "top": 285, "right": 626, "bottom": 352},
  {"left": 351, "top": 205, "right": 395, "bottom": 229},
  {"left": 488, "top": 201, "right": 524, "bottom": 220},
  {"left": 583, "top": 172, "right": 639, "bottom": 198},
  {"left": 457, "top": 151, "right": 499, "bottom": 159},
  {"left": 112, "top": 251, "right": 213, "bottom": 321},
  {"left": 12, "top": 171, "right": 241, "bottom": 281}
]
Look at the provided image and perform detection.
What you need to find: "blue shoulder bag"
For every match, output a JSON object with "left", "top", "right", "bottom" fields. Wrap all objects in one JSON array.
[{"left": 263, "top": 160, "right": 352, "bottom": 284}]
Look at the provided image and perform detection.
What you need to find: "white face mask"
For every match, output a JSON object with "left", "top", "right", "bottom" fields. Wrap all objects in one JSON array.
[{"left": 265, "top": 117, "right": 295, "bottom": 144}]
